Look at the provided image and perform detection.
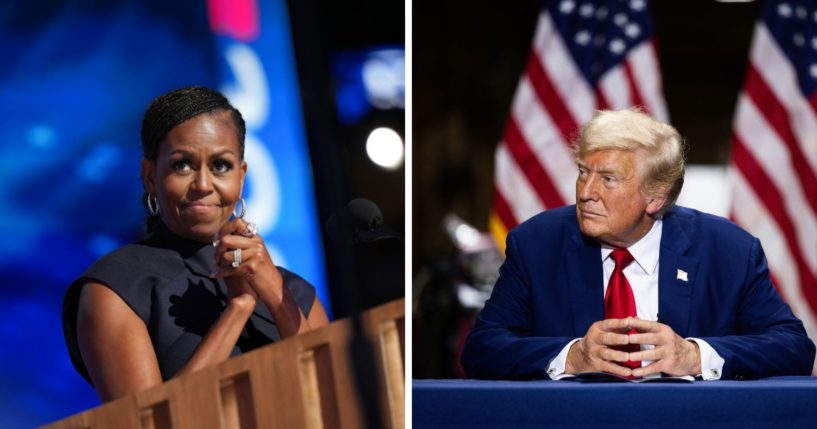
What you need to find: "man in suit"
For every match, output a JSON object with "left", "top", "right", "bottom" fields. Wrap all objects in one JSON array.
[{"left": 462, "top": 108, "right": 815, "bottom": 380}]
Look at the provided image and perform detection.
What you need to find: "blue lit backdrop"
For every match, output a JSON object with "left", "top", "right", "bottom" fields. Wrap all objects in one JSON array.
[{"left": 0, "top": 1, "right": 328, "bottom": 426}]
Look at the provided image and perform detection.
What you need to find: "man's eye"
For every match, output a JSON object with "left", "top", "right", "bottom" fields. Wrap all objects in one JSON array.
[
  {"left": 172, "top": 160, "right": 191, "bottom": 171},
  {"left": 212, "top": 160, "right": 233, "bottom": 173},
  {"left": 603, "top": 176, "right": 616, "bottom": 184}
]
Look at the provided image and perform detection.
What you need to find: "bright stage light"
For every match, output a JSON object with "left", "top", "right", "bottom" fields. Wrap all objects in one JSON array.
[{"left": 365, "top": 127, "right": 404, "bottom": 170}]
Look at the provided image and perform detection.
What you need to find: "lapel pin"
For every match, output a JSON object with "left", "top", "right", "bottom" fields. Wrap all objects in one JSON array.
[{"left": 677, "top": 269, "right": 688, "bottom": 282}]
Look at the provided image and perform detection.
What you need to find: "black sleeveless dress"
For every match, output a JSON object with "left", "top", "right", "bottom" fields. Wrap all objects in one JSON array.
[{"left": 62, "top": 222, "right": 316, "bottom": 384}]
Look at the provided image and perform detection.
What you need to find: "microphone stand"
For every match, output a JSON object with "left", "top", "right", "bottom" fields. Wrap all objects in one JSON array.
[
  {"left": 328, "top": 205, "right": 385, "bottom": 429},
  {"left": 286, "top": 0, "right": 389, "bottom": 422}
]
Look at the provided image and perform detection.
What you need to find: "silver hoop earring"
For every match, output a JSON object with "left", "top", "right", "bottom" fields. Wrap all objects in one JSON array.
[
  {"left": 147, "top": 195, "right": 159, "bottom": 216},
  {"left": 233, "top": 197, "right": 246, "bottom": 219}
]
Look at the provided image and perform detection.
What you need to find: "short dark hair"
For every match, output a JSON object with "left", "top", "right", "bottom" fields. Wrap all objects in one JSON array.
[
  {"left": 140, "top": 86, "right": 245, "bottom": 232},
  {"left": 140, "top": 85, "right": 246, "bottom": 160}
]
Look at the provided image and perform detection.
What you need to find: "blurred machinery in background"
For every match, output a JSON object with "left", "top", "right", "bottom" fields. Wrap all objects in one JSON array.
[
  {"left": 413, "top": 214, "right": 502, "bottom": 378},
  {"left": 444, "top": 214, "right": 502, "bottom": 310}
]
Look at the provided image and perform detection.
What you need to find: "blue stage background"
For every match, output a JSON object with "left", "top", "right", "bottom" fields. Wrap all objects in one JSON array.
[{"left": 0, "top": 1, "right": 329, "bottom": 426}]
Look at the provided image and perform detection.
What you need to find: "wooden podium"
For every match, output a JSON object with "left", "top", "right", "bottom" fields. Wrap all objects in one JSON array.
[{"left": 43, "top": 299, "right": 405, "bottom": 429}]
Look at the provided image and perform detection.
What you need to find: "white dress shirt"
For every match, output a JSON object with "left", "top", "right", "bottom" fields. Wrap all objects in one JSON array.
[{"left": 546, "top": 220, "right": 725, "bottom": 380}]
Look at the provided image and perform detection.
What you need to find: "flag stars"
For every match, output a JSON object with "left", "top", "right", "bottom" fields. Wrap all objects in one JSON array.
[
  {"left": 794, "top": 33, "right": 805, "bottom": 47},
  {"left": 625, "top": 23, "right": 641, "bottom": 38},
  {"left": 550, "top": 0, "right": 654, "bottom": 82},
  {"left": 811, "top": 36, "right": 817, "bottom": 50},
  {"left": 810, "top": 64, "right": 817, "bottom": 79},
  {"left": 778, "top": 2, "right": 792, "bottom": 18},
  {"left": 610, "top": 39, "right": 626, "bottom": 55},
  {"left": 796, "top": 6, "right": 807, "bottom": 19},
  {"left": 559, "top": 0, "right": 576, "bottom": 14},
  {"left": 575, "top": 30, "right": 591, "bottom": 46}
]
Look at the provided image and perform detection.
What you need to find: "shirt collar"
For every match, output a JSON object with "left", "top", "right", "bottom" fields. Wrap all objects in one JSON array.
[
  {"left": 600, "top": 219, "right": 663, "bottom": 275},
  {"left": 142, "top": 221, "right": 216, "bottom": 277}
]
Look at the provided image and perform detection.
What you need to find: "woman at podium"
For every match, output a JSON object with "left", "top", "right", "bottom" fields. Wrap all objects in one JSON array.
[{"left": 62, "top": 86, "right": 329, "bottom": 401}]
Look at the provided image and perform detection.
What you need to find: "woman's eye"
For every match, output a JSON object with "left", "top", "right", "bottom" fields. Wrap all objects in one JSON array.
[
  {"left": 212, "top": 160, "right": 233, "bottom": 173},
  {"left": 171, "top": 160, "right": 191, "bottom": 171}
]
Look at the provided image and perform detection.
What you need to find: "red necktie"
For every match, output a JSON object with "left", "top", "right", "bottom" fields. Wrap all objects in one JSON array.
[{"left": 605, "top": 248, "right": 640, "bottom": 369}]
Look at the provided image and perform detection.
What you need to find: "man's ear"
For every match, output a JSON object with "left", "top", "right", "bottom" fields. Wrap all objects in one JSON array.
[
  {"left": 141, "top": 158, "right": 157, "bottom": 196},
  {"left": 646, "top": 196, "right": 667, "bottom": 216},
  {"left": 645, "top": 185, "right": 669, "bottom": 217}
]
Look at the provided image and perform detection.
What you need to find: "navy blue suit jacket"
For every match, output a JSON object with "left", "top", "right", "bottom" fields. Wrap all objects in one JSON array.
[{"left": 462, "top": 205, "right": 815, "bottom": 380}]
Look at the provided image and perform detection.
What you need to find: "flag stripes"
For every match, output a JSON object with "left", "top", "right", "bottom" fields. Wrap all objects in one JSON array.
[{"left": 730, "top": 1, "right": 817, "bottom": 373}]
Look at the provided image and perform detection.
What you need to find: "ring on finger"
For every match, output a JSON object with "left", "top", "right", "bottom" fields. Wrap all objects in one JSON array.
[
  {"left": 241, "top": 222, "right": 258, "bottom": 238},
  {"left": 232, "top": 248, "right": 242, "bottom": 268}
]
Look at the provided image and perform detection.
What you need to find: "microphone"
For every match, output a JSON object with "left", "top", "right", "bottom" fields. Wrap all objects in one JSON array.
[
  {"left": 327, "top": 198, "right": 403, "bottom": 244},
  {"left": 347, "top": 198, "right": 383, "bottom": 232},
  {"left": 323, "top": 197, "right": 394, "bottom": 429}
]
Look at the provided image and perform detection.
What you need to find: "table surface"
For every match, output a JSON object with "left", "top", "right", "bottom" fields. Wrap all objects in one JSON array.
[{"left": 413, "top": 377, "right": 817, "bottom": 429}]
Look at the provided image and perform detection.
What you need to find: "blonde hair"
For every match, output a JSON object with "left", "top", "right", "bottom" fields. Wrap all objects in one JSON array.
[{"left": 573, "top": 108, "right": 685, "bottom": 217}]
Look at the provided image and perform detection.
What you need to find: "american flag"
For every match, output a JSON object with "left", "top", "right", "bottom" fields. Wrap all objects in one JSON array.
[
  {"left": 490, "top": 0, "right": 667, "bottom": 250},
  {"left": 730, "top": 0, "right": 817, "bottom": 373}
]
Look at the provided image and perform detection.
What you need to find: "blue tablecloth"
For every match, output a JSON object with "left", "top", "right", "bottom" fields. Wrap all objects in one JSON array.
[{"left": 413, "top": 377, "right": 817, "bottom": 428}]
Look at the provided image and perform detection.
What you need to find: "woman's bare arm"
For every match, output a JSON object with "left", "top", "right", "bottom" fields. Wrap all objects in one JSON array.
[
  {"left": 77, "top": 283, "right": 161, "bottom": 401},
  {"left": 258, "top": 289, "right": 330, "bottom": 337},
  {"left": 77, "top": 282, "right": 255, "bottom": 402},
  {"left": 306, "top": 296, "right": 330, "bottom": 331}
]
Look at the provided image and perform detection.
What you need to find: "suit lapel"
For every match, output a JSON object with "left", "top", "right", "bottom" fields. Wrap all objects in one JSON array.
[
  {"left": 658, "top": 209, "right": 699, "bottom": 337},
  {"left": 567, "top": 230, "right": 604, "bottom": 337}
]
